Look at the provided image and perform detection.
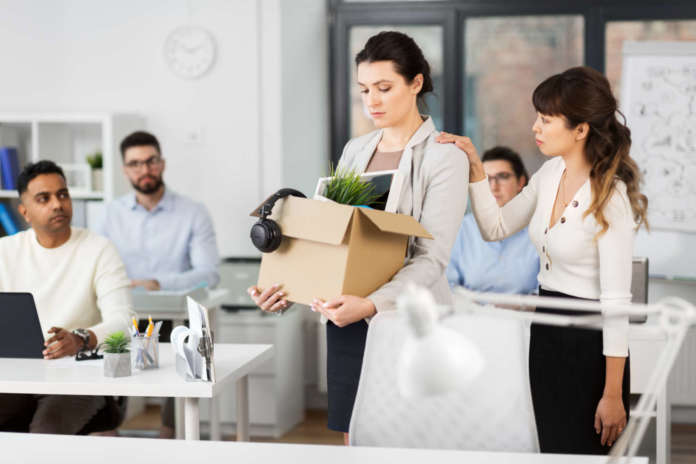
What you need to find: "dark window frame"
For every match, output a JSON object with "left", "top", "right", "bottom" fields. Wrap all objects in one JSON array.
[{"left": 329, "top": 0, "right": 696, "bottom": 165}]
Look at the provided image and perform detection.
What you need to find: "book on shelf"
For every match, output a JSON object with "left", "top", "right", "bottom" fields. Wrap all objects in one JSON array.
[
  {"left": 0, "top": 147, "right": 19, "bottom": 190},
  {"left": 0, "top": 203, "right": 18, "bottom": 235}
]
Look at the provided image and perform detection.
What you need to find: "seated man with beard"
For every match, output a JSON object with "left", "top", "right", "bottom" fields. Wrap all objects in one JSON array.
[{"left": 96, "top": 131, "right": 219, "bottom": 438}]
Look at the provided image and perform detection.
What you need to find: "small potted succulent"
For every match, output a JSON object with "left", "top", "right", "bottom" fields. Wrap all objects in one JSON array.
[
  {"left": 86, "top": 151, "right": 103, "bottom": 192},
  {"left": 102, "top": 331, "right": 131, "bottom": 378},
  {"left": 322, "top": 167, "right": 382, "bottom": 207}
]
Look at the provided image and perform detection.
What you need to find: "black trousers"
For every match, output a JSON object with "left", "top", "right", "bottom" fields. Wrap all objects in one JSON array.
[
  {"left": 326, "top": 320, "right": 369, "bottom": 433},
  {"left": 530, "top": 288, "right": 631, "bottom": 455}
]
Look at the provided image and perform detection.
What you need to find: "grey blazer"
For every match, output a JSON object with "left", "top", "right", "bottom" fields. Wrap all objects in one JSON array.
[{"left": 337, "top": 116, "right": 469, "bottom": 311}]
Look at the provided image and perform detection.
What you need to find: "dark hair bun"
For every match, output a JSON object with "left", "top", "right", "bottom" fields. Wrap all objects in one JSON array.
[{"left": 355, "top": 31, "right": 433, "bottom": 99}]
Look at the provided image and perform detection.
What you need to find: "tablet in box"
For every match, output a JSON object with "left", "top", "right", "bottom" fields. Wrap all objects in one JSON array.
[{"left": 313, "top": 170, "right": 404, "bottom": 213}]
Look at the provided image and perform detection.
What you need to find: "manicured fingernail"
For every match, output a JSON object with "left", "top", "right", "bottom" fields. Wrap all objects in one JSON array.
[
  {"left": 322, "top": 302, "right": 328, "bottom": 308},
  {"left": 273, "top": 283, "right": 280, "bottom": 288},
  {"left": 311, "top": 306, "right": 316, "bottom": 312}
]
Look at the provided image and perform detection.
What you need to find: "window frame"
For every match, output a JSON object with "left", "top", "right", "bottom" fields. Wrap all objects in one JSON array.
[{"left": 329, "top": 0, "right": 696, "bottom": 165}]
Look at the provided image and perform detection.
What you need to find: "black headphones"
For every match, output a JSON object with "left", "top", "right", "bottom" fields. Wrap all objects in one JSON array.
[{"left": 251, "top": 188, "right": 306, "bottom": 253}]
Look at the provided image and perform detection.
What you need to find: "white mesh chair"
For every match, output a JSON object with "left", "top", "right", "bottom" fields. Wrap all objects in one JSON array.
[{"left": 349, "top": 309, "right": 539, "bottom": 452}]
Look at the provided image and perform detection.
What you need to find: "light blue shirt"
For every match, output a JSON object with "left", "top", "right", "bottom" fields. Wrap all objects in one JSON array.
[
  {"left": 447, "top": 214, "right": 539, "bottom": 294},
  {"left": 96, "top": 188, "right": 220, "bottom": 290}
]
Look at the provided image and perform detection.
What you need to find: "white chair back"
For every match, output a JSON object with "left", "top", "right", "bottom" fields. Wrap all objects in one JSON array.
[{"left": 349, "top": 308, "right": 539, "bottom": 452}]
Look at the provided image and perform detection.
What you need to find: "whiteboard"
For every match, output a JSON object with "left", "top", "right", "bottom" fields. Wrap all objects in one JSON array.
[{"left": 620, "top": 41, "right": 696, "bottom": 279}]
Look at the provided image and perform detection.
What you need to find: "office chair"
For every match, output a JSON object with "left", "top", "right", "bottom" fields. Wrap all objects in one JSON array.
[
  {"left": 349, "top": 309, "right": 539, "bottom": 451},
  {"left": 9, "top": 396, "right": 127, "bottom": 434},
  {"left": 631, "top": 257, "right": 649, "bottom": 323},
  {"left": 77, "top": 396, "right": 127, "bottom": 435}
]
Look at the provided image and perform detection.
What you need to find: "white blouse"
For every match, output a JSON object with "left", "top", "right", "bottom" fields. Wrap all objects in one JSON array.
[{"left": 469, "top": 156, "right": 634, "bottom": 357}]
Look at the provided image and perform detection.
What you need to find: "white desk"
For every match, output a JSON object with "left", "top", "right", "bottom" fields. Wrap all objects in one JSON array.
[
  {"left": 0, "top": 433, "right": 648, "bottom": 464},
  {"left": 137, "top": 287, "right": 229, "bottom": 322},
  {"left": 0, "top": 343, "right": 272, "bottom": 441},
  {"left": 629, "top": 321, "right": 669, "bottom": 464}
]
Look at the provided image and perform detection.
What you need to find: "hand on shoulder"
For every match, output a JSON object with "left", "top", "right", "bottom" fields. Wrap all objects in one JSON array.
[{"left": 435, "top": 132, "right": 485, "bottom": 182}]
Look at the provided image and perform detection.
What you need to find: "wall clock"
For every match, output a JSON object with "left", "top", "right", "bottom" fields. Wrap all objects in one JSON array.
[{"left": 164, "top": 26, "right": 217, "bottom": 79}]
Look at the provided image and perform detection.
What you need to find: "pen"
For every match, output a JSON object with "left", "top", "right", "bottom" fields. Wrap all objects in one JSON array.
[
  {"left": 143, "top": 315, "right": 156, "bottom": 366},
  {"left": 131, "top": 316, "right": 140, "bottom": 336},
  {"left": 146, "top": 315, "right": 154, "bottom": 338}
]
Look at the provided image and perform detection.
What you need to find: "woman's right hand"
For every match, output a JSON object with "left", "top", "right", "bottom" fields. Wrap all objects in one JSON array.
[
  {"left": 248, "top": 284, "right": 290, "bottom": 313},
  {"left": 435, "top": 132, "right": 486, "bottom": 183}
]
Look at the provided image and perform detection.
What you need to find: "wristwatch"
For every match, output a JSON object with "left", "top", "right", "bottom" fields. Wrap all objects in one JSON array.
[{"left": 72, "top": 328, "right": 91, "bottom": 352}]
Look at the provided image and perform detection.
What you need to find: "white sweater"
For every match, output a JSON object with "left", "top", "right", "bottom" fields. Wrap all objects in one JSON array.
[
  {"left": 469, "top": 156, "right": 633, "bottom": 357},
  {"left": 0, "top": 227, "right": 132, "bottom": 343}
]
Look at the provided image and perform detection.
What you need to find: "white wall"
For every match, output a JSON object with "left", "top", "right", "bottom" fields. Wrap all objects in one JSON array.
[{"left": 0, "top": 0, "right": 328, "bottom": 257}]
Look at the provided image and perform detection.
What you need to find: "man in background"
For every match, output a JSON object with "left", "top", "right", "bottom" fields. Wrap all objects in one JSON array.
[
  {"left": 0, "top": 161, "right": 132, "bottom": 434},
  {"left": 97, "top": 131, "right": 219, "bottom": 438},
  {"left": 447, "top": 146, "right": 539, "bottom": 294}
]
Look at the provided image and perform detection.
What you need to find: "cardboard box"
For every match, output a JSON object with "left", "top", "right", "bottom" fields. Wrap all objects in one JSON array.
[{"left": 251, "top": 196, "right": 432, "bottom": 305}]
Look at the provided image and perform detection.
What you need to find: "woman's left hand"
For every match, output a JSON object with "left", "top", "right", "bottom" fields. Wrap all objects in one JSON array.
[
  {"left": 594, "top": 394, "right": 627, "bottom": 447},
  {"left": 311, "top": 295, "right": 376, "bottom": 327}
]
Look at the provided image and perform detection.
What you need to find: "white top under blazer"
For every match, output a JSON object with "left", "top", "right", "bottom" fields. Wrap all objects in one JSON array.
[{"left": 469, "top": 156, "right": 634, "bottom": 357}]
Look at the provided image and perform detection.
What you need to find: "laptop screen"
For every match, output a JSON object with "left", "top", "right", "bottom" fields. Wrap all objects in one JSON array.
[{"left": 0, "top": 293, "right": 45, "bottom": 358}]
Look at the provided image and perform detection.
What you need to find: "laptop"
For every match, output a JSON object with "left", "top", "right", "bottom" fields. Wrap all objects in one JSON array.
[{"left": 0, "top": 293, "right": 45, "bottom": 358}]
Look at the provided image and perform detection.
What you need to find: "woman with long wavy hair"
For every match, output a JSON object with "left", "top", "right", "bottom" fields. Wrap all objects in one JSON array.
[{"left": 437, "top": 66, "right": 647, "bottom": 455}]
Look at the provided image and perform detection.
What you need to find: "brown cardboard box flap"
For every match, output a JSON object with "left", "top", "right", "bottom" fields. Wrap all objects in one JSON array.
[
  {"left": 250, "top": 196, "right": 355, "bottom": 246},
  {"left": 357, "top": 207, "right": 433, "bottom": 239}
]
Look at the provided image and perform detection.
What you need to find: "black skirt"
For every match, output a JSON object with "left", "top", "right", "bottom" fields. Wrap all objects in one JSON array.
[
  {"left": 325, "top": 319, "right": 369, "bottom": 433},
  {"left": 530, "top": 288, "right": 631, "bottom": 455}
]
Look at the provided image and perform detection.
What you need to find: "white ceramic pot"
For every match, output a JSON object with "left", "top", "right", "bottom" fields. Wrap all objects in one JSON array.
[
  {"left": 103, "top": 352, "right": 131, "bottom": 377},
  {"left": 91, "top": 168, "right": 103, "bottom": 192}
]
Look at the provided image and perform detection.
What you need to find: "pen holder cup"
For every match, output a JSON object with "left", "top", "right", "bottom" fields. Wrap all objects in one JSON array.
[{"left": 131, "top": 334, "right": 159, "bottom": 370}]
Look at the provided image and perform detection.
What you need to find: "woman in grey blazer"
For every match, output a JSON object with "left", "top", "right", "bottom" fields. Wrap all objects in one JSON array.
[{"left": 250, "top": 31, "right": 468, "bottom": 442}]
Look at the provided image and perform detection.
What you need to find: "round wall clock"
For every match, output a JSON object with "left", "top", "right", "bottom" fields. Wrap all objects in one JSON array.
[{"left": 164, "top": 26, "right": 217, "bottom": 79}]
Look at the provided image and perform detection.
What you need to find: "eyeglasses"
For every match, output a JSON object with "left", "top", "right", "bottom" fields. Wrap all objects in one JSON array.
[
  {"left": 124, "top": 156, "right": 163, "bottom": 170},
  {"left": 487, "top": 172, "right": 515, "bottom": 184}
]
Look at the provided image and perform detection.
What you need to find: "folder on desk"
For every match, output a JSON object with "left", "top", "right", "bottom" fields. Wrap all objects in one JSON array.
[{"left": 171, "top": 297, "right": 215, "bottom": 382}]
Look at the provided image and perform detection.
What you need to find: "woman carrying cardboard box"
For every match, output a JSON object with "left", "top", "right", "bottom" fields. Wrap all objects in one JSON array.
[{"left": 249, "top": 31, "right": 469, "bottom": 444}]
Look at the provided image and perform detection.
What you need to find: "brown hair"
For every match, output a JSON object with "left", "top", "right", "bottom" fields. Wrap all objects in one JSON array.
[
  {"left": 532, "top": 66, "right": 648, "bottom": 236},
  {"left": 355, "top": 31, "right": 433, "bottom": 102}
]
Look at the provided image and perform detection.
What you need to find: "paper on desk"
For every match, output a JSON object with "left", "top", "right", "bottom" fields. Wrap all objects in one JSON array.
[
  {"left": 171, "top": 325, "right": 196, "bottom": 377},
  {"left": 170, "top": 297, "right": 214, "bottom": 381}
]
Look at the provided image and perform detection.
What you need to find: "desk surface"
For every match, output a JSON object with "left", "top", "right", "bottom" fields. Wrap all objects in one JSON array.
[
  {"left": 0, "top": 343, "right": 272, "bottom": 398},
  {"left": 0, "top": 433, "right": 647, "bottom": 464},
  {"left": 136, "top": 288, "right": 229, "bottom": 318}
]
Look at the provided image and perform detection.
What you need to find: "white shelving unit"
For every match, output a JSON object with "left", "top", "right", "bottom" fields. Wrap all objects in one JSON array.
[{"left": 0, "top": 113, "right": 144, "bottom": 230}]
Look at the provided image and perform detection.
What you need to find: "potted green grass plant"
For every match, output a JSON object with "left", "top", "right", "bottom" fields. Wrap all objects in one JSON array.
[
  {"left": 86, "top": 151, "right": 103, "bottom": 192},
  {"left": 102, "top": 331, "right": 131, "bottom": 378},
  {"left": 323, "top": 167, "right": 382, "bottom": 207}
]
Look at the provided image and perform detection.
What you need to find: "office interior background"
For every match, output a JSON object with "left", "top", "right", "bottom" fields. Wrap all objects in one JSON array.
[{"left": 0, "top": 0, "right": 695, "bottom": 462}]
